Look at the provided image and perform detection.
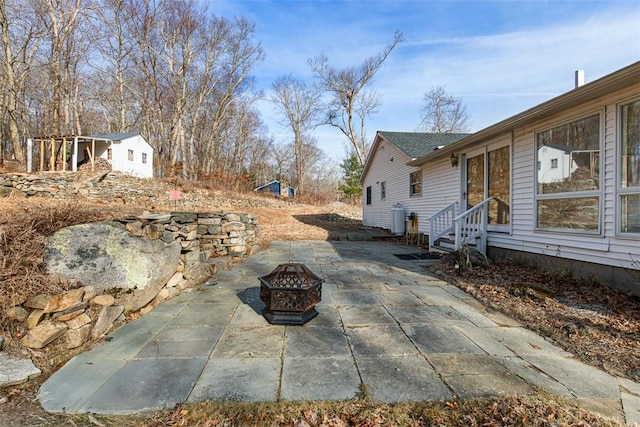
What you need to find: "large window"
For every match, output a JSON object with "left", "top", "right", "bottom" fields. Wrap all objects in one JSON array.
[
  {"left": 410, "top": 170, "right": 422, "bottom": 197},
  {"left": 620, "top": 99, "right": 640, "bottom": 233},
  {"left": 535, "top": 114, "right": 601, "bottom": 232}
]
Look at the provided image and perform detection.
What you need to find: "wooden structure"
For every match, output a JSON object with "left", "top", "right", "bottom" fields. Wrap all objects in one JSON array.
[{"left": 29, "top": 135, "right": 115, "bottom": 173}]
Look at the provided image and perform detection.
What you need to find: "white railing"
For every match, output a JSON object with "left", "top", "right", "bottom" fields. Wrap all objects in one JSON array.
[
  {"left": 428, "top": 198, "right": 491, "bottom": 254},
  {"left": 453, "top": 198, "right": 491, "bottom": 253},
  {"left": 428, "top": 202, "right": 458, "bottom": 250}
]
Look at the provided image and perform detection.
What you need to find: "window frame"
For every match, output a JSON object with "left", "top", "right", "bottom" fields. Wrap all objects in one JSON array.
[
  {"left": 380, "top": 181, "right": 386, "bottom": 201},
  {"left": 534, "top": 111, "right": 603, "bottom": 234},
  {"left": 127, "top": 149, "right": 134, "bottom": 162},
  {"left": 617, "top": 97, "right": 640, "bottom": 235},
  {"left": 142, "top": 152, "right": 148, "bottom": 164},
  {"left": 365, "top": 185, "right": 372, "bottom": 205},
  {"left": 409, "top": 170, "right": 422, "bottom": 197}
]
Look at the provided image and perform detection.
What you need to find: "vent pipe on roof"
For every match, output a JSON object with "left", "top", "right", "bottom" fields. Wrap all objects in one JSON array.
[{"left": 575, "top": 69, "right": 585, "bottom": 88}]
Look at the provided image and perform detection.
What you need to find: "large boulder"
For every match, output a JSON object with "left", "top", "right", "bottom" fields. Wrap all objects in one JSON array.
[{"left": 44, "top": 221, "right": 181, "bottom": 312}]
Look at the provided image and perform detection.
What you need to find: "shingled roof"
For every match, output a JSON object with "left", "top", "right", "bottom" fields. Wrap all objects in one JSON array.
[
  {"left": 377, "top": 131, "right": 470, "bottom": 159},
  {"left": 360, "top": 131, "right": 472, "bottom": 185}
]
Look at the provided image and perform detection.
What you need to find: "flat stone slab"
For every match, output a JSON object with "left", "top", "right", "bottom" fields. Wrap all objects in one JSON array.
[
  {"left": 407, "top": 324, "right": 485, "bottom": 354},
  {"left": 80, "top": 358, "right": 207, "bottom": 414},
  {"left": 0, "top": 353, "right": 41, "bottom": 387},
  {"left": 357, "top": 356, "right": 453, "bottom": 402},
  {"left": 39, "top": 357, "right": 126, "bottom": 412},
  {"left": 285, "top": 327, "right": 351, "bottom": 357},
  {"left": 210, "top": 326, "right": 284, "bottom": 358},
  {"left": 188, "top": 358, "right": 280, "bottom": 402},
  {"left": 346, "top": 325, "right": 418, "bottom": 357},
  {"left": 280, "top": 357, "right": 360, "bottom": 401}
]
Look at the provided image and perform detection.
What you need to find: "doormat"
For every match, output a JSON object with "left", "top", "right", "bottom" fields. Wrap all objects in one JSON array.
[{"left": 394, "top": 253, "right": 440, "bottom": 260}]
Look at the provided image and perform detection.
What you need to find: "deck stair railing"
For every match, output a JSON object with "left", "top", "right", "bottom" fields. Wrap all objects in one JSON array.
[
  {"left": 428, "top": 202, "right": 458, "bottom": 250},
  {"left": 429, "top": 198, "right": 491, "bottom": 254}
]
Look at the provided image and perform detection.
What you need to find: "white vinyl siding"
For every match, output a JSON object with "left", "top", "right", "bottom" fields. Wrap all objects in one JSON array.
[
  {"left": 361, "top": 141, "right": 413, "bottom": 230},
  {"left": 489, "top": 83, "right": 640, "bottom": 271},
  {"left": 101, "top": 134, "right": 154, "bottom": 178}
]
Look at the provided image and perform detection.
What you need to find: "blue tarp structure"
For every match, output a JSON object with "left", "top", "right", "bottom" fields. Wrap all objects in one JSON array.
[{"left": 254, "top": 180, "right": 295, "bottom": 197}]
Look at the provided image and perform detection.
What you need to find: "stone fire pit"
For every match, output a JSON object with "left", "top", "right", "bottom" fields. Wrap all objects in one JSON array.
[{"left": 259, "top": 263, "right": 323, "bottom": 325}]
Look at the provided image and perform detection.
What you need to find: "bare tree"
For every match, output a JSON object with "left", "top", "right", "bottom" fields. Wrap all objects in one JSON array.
[
  {"left": 308, "top": 31, "right": 403, "bottom": 165},
  {"left": 419, "top": 85, "right": 470, "bottom": 133},
  {"left": 40, "top": 0, "right": 85, "bottom": 135},
  {"left": 270, "top": 74, "right": 322, "bottom": 193},
  {"left": 0, "top": 0, "right": 42, "bottom": 163},
  {"left": 89, "top": 0, "right": 138, "bottom": 133}
]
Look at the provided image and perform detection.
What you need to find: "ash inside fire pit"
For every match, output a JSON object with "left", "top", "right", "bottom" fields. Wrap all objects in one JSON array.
[{"left": 259, "top": 263, "right": 323, "bottom": 325}]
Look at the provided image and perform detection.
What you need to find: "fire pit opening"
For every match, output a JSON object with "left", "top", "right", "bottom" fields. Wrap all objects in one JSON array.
[{"left": 259, "top": 263, "right": 323, "bottom": 325}]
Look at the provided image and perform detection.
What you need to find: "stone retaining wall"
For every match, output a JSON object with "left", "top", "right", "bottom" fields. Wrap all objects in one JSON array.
[
  {"left": 0, "top": 171, "right": 173, "bottom": 204},
  {"left": 9, "top": 212, "right": 259, "bottom": 351},
  {"left": 120, "top": 210, "right": 259, "bottom": 262}
]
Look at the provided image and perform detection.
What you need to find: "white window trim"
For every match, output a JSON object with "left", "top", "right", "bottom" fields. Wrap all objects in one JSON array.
[
  {"left": 616, "top": 96, "right": 640, "bottom": 236},
  {"left": 533, "top": 110, "right": 604, "bottom": 235},
  {"left": 409, "top": 170, "right": 422, "bottom": 197}
]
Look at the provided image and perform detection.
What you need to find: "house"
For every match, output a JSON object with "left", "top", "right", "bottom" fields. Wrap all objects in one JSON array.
[
  {"left": 361, "top": 61, "right": 640, "bottom": 296},
  {"left": 84, "top": 132, "right": 154, "bottom": 178},
  {"left": 28, "top": 132, "right": 154, "bottom": 178},
  {"left": 360, "top": 131, "right": 469, "bottom": 233},
  {"left": 255, "top": 180, "right": 296, "bottom": 198}
]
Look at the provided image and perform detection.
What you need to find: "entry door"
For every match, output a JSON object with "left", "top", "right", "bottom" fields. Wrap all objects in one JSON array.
[
  {"left": 463, "top": 146, "right": 510, "bottom": 230},
  {"left": 465, "top": 153, "right": 485, "bottom": 210}
]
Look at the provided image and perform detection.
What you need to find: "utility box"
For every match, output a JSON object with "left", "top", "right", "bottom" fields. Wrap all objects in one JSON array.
[{"left": 391, "top": 204, "right": 405, "bottom": 235}]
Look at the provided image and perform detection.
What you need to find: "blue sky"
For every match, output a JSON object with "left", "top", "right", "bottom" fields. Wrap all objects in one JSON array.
[{"left": 211, "top": 0, "right": 640, "bottom": 161}]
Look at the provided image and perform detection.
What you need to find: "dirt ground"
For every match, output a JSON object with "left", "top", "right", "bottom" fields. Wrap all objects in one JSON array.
[{"left": 0, "top": 191, "right": 638, "bottom": 426}]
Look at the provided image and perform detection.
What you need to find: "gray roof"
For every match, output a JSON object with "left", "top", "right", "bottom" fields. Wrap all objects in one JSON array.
[
  {"left": 377, "top": 131, "right": 470, "bottom": 159},
  {"left": 89, "top": 132, "right": 141, "bottom": 141}
]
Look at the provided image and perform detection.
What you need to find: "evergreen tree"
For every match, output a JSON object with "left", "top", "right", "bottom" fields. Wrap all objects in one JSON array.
[{"left": 338, "top": 153, "right": 363, "bottom": 203}]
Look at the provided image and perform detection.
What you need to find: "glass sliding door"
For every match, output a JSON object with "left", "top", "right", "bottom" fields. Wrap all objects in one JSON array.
[
  {"left": 464, "top": 145, "right": 510, "bottom": 231},
  {"left": 466, "top": 153, "right": 485, "bottom": 209},
  {"left": 488, "top": 146, "right": 510, "bottom": 226}
]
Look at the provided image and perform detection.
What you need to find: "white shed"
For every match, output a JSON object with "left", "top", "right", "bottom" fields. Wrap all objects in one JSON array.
[
  {"left": 27, "top": 132, "right": 154, "bottom": 178},
  {"left": 84, "top": 132, "right": 154, "bottom": 178}
]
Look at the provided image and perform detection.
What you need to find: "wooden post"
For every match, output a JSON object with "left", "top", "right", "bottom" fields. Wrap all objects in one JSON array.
[
  {"left": 62, "top": 137, "right": 67, "bottom": 171},
  {"left": 91, "top": 139, "right": 96, "bottom": 171},
  {"left": 49, "top": 138, "right": 55, "bottom": 171},
  {"left": 72, "top": 136, "right": 78, "bottom": 172},
  {"left": 40, "top": 139, "right": 44, "bottom": 172}
]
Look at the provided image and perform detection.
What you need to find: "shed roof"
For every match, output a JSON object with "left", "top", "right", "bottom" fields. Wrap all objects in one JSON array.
[{"left": 89, "top": 132, "right": 141, "bottom": 141}]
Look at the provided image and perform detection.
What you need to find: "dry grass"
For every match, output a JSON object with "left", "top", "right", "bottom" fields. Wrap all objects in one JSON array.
[
  {"left": 433, "top": 257, "right": 640, "bottom": 381},
  {"left": 55, "top": 394, "right": 621, "bottom": 426}
]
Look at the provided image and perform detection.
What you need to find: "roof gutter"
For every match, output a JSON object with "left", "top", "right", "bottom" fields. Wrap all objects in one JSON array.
[{"left": 408, "top": 61, "right": 640, "bottom": 166}]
